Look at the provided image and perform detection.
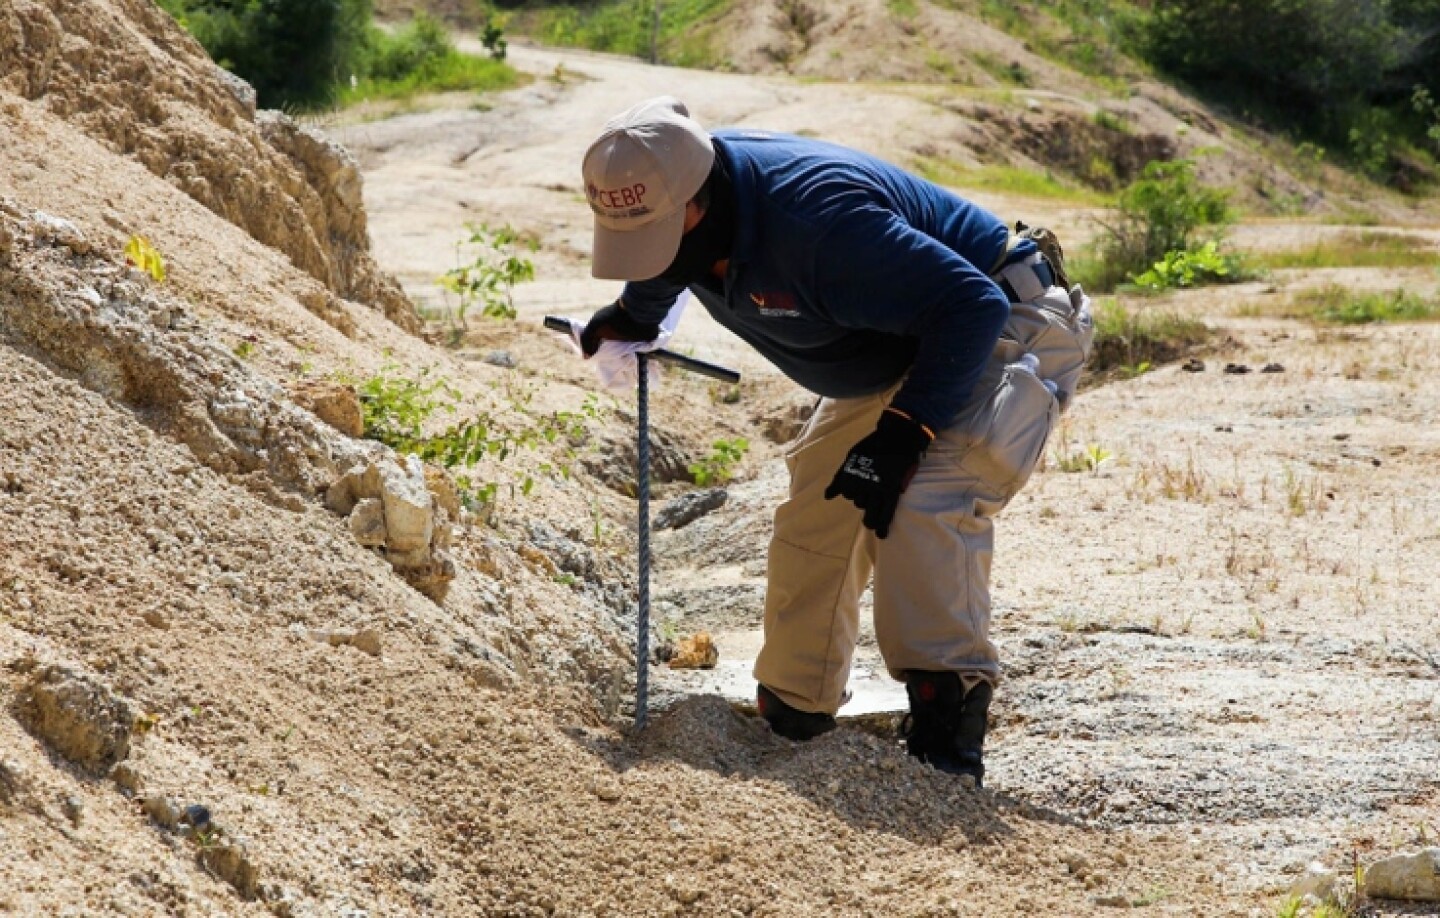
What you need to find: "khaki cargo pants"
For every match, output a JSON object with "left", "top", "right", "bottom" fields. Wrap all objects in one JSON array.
[{"left": 754, "top": 285, "right": 1095, "bottom": 715}]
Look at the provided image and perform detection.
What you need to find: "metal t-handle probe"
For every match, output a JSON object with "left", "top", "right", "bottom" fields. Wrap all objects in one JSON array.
[
  {"left": 542, "top": 315, "right": 739, "bottom": 731},
  {"left": 634, "top": 353, "right": 652, "bottom": 729}
]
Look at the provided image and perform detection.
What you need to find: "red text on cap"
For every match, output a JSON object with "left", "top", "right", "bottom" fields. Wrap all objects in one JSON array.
[{"left": 590, "top": 183, "right": 647, "bottom": 210}]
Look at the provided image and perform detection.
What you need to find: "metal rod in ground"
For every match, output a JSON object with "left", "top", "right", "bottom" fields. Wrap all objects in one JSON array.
[{"left": 634, "top": 352, "right": 651, "bottom": 731}]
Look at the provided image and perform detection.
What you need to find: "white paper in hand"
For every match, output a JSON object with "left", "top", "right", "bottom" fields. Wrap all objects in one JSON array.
[{"left": 557, "top": 291, "right": 690, "bottom": 394}]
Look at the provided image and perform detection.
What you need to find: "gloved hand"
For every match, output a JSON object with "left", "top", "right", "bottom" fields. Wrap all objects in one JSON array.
[
  {"left": 580, "top": 300, "right": 661, "bottom": 357},
  {"left": 824, "top": 408, "right": 934, "bottom": 539}
]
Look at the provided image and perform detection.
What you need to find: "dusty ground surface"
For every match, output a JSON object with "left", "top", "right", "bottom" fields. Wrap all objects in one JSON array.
[{"left": 2, "top": 1, "right": 1440, "bottom": 916}]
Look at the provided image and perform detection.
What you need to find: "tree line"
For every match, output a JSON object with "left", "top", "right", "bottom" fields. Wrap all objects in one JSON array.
[{"left": 1141, "top": 0, "right": 1440, "bottom": 188}]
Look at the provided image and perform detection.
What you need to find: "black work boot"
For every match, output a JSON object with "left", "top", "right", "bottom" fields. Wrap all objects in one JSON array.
[
  {"left": 756, "top": 684, "right": 837, "bottom": 741},
  {"left": 902, "top": 671, "right": 992, "bottom": 786}
]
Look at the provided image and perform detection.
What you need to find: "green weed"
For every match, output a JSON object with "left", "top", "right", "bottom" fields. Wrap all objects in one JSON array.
[
  {"left": 1083, "top": 157, "right": 1233, "bottom": 292},
  {"left": 689, "top": 438, "right": 749, "bottom": 487},
  {"left": 347, "top": 361, "right": 600, "bottom": 509},
  {"left": 1130, "top": 240, "right": 1253, "bottom": 291},
  {"left": 439, "top": 222, "right": 538, "bottom": 325}
]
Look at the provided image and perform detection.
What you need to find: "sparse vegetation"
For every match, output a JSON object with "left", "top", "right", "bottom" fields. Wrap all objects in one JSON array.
[
  {"left": 349, "top": 361, "right": 599, "bottom": 507},
  {"left": 1252, "top": 232, "right": 1439, "bottom": 270},
  {"left": 1256, "top": 285, "right": 1440, "bottom": 325},
  {"left": 1087, "top": 298, "right": 1212, "bottom": 374},
  {"left": 914, "top": 156, "right": 1112, "bottom": 205},
  {"left": 438, "top": 222, "right": 538, "bottom": 329},
  {"left": 339, "top": 14, "right": 519, "bottom": 105},
  {"left": 528, "top": 0, "right": 732, "bottom": 69}
]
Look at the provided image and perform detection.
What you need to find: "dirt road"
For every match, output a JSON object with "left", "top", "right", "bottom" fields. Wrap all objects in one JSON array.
[{"left": 339, "top": 41, "right": 1440, "bottom": 914}]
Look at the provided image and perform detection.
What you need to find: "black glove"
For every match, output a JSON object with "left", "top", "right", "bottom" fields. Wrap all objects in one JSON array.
[
  {"left": 824, "top": 409, "right": 934, "bottom": 539},
  {"left": 580, "top": 301, "right": 661, "bottom": 357}
]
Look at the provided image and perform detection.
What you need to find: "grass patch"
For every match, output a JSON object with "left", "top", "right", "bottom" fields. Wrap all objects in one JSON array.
[
  {"left": 1088, "top": 298, "right": 1212, "bottom": 374},
  {"left": 914, "top": 155, "right": 1113, "bottom": 205},
  {"left": 339, "top": 49, "right": 518, "bottom": 105},
  {"left": 958, "top": 0, "right": 1137, "bottom": 88},
  {"left": 523, "top": 0, "right": 732, "bottom": 68},
  {"left": 1261, "top": 285, "right": 1440, "bottom": 324},
  {"left": 1250, "top": 231, "right": 1439, "bottom": 270}
]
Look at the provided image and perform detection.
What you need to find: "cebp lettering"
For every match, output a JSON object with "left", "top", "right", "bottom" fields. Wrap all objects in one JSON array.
[{"left": 592, "top": 183, "right": 647, "bottom": 209}]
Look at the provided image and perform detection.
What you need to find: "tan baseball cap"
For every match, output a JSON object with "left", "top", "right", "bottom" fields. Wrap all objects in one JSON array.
[{"left": 584, "top": 96, "right": 715, "bottom": 280}]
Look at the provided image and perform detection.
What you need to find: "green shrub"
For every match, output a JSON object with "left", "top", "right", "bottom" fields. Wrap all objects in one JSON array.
[
  {"left": 160, "top": 1, "right": 517, "bottom": 110},
  {"left": 1130, "top": 241, "right": 1251, "bottom": 291},
  {"left": 1138, "top": 0, "right": 1440, "bottom": 183},
  {"left": 363, "top": 14, "right": 452, "bottom": 82},
  {"left": 158, "top": 0, "right": 371, "bottom": 110},
  {"left": 351, "top": 361, "right": 600, "bottom": 508},
  {"left": 1085, "top": 158, "right": 1231, "bottom": 292}
]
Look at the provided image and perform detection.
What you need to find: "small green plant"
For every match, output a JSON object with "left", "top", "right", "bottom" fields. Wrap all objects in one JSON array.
[
  {"left": 1315, "top": 289, "right": 1437, "bottom": 325},
  {"left": 1055, "top": 442, "right": 1106, "bottom": 473},
  {"left": 349, "top": 362, "right": 600, "bottom": 509},
  {"left": 1131, "top": 885, "right": 1169, "bottom": 907},
  {"left": 439, "top": 222, "right": 538, "bottom": 324},
  {"left": 1131, "top": 241, "right": 1248, "bottom": 291},
  {"left": 192, "top": 824, "right": 222, "bottom": 851},
  {"left": 1246, "top": 611, "right": 1267, "bottom": 641},
  {"left": 689, "top": 437, "right": 749, "bottom": 486},
  {"left": 1082, "top": 444, "right": 1113, "bottom": 472},
  {"left": 353, "top": 360, "right": 460, "bottom": 453},
  {"left": 1092, "top": 108, "right": 1129, "bottom": 133},
  {"left": 233, "top": 339, "right": 256, "bottom": 360}
]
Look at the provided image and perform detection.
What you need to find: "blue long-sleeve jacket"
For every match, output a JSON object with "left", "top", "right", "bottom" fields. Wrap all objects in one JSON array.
[{"left": 621, "top": 130, "right": 1018, "bottom": 432}]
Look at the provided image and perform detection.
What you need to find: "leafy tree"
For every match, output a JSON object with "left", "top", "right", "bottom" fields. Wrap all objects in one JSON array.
[
  {"left": 1143, "top": 0, "right": 1402, "bottom": 134},
  {"left": 159, "top": 0, "right": 372, "bottom": 110},
  {"left": 1140, "top": 0, "right": 1440, "bottom": 182}
]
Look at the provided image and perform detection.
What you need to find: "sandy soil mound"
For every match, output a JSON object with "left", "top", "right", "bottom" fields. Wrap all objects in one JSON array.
[{"left": 0, "top": 0, "right": 414, "bottom": 331}]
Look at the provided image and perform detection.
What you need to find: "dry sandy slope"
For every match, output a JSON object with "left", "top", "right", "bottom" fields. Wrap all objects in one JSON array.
[{"left": 0, "top": 3, "right": 1438, "bottom": 918}]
